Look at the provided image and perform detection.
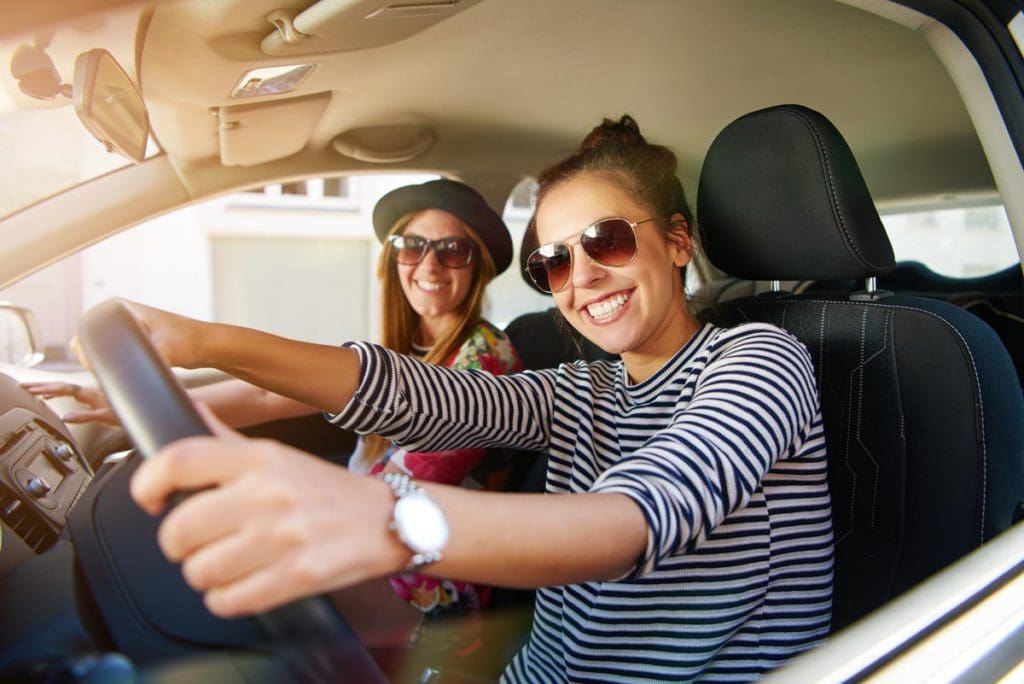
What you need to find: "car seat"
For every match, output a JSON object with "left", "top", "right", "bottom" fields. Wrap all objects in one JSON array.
[
  {"left": 806, "top": 261, "right": 1024, "bottom": 389},
  {"left": 696, "top": 104, "right": 1024, "bottom": 632}
]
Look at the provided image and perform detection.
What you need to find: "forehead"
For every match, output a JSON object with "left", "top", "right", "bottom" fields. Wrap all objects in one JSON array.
[
  {"left": 403, "top": 209, "right": 471, "bottom": 239},
  {"left": 535, "top": 173, "right": 648, "bottom": 244}
]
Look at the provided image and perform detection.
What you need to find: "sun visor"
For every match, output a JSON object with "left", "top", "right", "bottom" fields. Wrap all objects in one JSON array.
[{"left": 217, "top": 92, "right": 331, "bottom": 167}]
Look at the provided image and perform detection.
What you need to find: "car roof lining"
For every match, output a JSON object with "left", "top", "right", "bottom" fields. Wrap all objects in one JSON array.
[
  {"left": 1, "top": 0, "right": 1018, "bottom": 287},
  {"left": 138, "top": 0, "right": 996, "bottom": 206}
]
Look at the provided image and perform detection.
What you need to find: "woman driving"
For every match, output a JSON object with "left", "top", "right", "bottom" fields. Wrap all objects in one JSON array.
[{"left": 90, "top": 116, "right": 833, "bottom": 682}]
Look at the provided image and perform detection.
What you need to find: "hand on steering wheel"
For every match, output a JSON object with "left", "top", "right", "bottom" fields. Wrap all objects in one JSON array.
[
  {"left": 76, "top": 298, "right": 391, "bottom": 682},
  {"left": 131, "top": 403, "right": 408, "bottom": 618}
]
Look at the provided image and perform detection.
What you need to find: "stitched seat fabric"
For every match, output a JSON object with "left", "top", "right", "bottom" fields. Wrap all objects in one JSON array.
[
  {"left": 807, "top": 261, "right": 1024, "bottom": 389},
  {"left": 697, "top": 104, "right": 1024, "bottom": 632}
]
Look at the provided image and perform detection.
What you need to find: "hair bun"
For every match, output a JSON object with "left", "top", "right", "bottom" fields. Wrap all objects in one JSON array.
[{"left": 577, "top": 115, "right": 646, "bottom": 153}]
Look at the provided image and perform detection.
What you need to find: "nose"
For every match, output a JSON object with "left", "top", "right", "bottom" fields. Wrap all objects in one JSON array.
[
  {"left": 570, "top": 242, "right": 604, "bottom": 289},
  {"left": 417, "top": 243, "right": 444, "bottom": 270}
]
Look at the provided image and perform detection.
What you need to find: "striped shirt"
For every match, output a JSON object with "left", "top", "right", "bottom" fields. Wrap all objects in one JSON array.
[{"left": 328, "top": 322, "right": 833, "bottom": 682}]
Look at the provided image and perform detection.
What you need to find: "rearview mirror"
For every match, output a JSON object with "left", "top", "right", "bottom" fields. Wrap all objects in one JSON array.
[
  {"left": 73, "top": 48, "right": 149, "bottom": 164},
  {"left": 0, "top": 302, "right": 44, "bottom": 367}
]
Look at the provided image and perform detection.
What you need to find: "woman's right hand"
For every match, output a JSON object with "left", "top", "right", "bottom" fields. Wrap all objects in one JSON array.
[
  {"left": 21, "top": 381, "right": 120, "bottom": 426},
  {"left": 131, "top": 404, "right": 409, "bottom": 617},
  {"left": 79, "top": 298, "right": 210, "bottom": 371},
  {"left": 80, "top": 297, "right": 362, "bottom": 416}
]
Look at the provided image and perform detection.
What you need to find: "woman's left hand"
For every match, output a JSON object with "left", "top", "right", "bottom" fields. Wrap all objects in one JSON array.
[
  {"left": 130, "top": 404, "right": 409, "bottom": 617},
  {"left": 21, "top": 381, "right": 120, "bottom": 425}
]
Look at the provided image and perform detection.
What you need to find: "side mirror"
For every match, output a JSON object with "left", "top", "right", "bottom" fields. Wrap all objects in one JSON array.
[
  {"left": 0, "top": 302, "right": 44, "bottom": 367},
  {"left": 73, "top": 48, "right": 149, "bottom": 164}
]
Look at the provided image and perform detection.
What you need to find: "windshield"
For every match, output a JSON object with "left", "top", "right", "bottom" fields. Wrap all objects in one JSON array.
[{"left": 0, "top": 6, "right": 153, "bottom": 218}]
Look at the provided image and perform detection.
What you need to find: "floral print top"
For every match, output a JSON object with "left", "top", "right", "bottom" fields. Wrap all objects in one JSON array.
[{"left": 368, "top": 320, "right": 521, "bottom": 649}]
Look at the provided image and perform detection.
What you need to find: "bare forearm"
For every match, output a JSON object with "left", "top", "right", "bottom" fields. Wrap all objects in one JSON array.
[
  {"left": 132, "top": 428, "right": 651, "bottom": 617},
  {"left": 193, "top": 322, "right": 360, "bottom": 414},
  {"left": 190, "top": 379, "right": 320, "bottom": 429},
  {"left": 420, "top": 486, "right": 648, "bottom": 588}
]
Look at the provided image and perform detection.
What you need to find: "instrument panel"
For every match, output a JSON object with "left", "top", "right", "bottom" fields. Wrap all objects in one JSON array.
[{"left": 0, "top": 374, "right": 92, "bottom": 553}]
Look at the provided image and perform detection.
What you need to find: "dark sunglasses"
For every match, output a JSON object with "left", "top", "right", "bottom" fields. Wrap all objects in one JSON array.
[
  {"left": 525, "top": 217, "right": 658, "bottom": 293},
  {"left": 388, "top": 234, "right": 476, "bottom": 269}
]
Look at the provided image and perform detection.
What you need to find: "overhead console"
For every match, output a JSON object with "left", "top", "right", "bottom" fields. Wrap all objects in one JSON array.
[{"left": 0, "top": 376, "right": 92, "bottom": 554}]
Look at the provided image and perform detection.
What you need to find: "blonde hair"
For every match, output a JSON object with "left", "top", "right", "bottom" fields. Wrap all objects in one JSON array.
[{"left": 363, "top": 209, "right": 497, "bottom": 461}]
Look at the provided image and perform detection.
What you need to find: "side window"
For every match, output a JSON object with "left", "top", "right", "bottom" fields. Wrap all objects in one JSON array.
[
  {"left": 0, "top": 174, "right": 436, "bottom": 367},
  {"left": 881, "top": 203, "right": 1019, "bottom": 277},
  {"left": 0, "top": 172, "right": 560, "bottom": 368},
  {"left": 490, "top": 177, "right": 550, "bottom": 328}
]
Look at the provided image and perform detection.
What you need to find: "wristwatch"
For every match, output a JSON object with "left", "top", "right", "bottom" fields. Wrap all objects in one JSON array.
[{"left": 378, "top": 471, "right": 450, "bottom": 572}]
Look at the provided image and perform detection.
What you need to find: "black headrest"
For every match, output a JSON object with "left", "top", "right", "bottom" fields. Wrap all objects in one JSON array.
[{"left": 697, "top": 105, "right": 895, "bottom": 281}]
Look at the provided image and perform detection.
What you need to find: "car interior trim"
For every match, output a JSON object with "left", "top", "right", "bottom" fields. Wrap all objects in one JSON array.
[
  {"left": 896, "top": 0, "right": 1024, "bottom": 166},
  {"left": 922, "top": 19, "right": 1024, "bottom": 258},
  {"left": 765, "top": 521, "right": 1024, "bottom": 682}
]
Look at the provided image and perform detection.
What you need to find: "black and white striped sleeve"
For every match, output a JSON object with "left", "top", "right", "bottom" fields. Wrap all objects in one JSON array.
[
  {"left": 326, "top": 341, "right": 556, "bottom": 453},
  {"left": 591, "top": 327, "right": 820, "bottom": 577}
]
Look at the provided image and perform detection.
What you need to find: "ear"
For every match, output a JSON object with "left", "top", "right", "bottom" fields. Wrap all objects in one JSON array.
[{"left": 665, "top": 213, "right": 692, "bottom": 268}]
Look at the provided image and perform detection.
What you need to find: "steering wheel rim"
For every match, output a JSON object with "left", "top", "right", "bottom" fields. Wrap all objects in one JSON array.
[{"left": 76, "top": 299, "right": 387, "bottom": 682}]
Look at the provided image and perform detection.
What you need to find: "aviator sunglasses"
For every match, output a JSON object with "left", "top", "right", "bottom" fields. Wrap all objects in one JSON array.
[
  {"left": 525, "top": 217, "right": 658, "bottom": 293},
  {"left": 388, "top": 234, "right": 476, "bottom": 269}
]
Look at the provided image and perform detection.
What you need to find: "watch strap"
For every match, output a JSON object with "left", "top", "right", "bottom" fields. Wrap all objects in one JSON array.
[{"left": 378, "top": 471, "right": 445, "bottom": 572}]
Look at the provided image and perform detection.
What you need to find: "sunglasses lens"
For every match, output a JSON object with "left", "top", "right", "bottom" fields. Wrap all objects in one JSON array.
[
  {"left": 581, "top": 218, "right": 637, "bottom": 266},
  {"left": 391, "top": 235, "right": 426, "bottom": 264},
  {"left": 527, "top": 244, "right": 571, "bottom": 293},
  {"left": 434, "top": 238, "right": 475, "bottom": 268}
]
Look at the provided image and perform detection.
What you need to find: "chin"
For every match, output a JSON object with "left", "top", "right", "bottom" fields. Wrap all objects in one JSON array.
[{"left": 583, "top": 330, "right": 630, "bottom": 355}]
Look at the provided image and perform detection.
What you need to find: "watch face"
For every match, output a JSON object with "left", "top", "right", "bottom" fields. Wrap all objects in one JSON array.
[{"left": 394, "top": 491, "right": 449, "bottom": 554}]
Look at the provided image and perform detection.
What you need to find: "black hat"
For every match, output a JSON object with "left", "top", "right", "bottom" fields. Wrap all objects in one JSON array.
[{"left": 373, "top": 178, "right": 513, "bottom": 275}]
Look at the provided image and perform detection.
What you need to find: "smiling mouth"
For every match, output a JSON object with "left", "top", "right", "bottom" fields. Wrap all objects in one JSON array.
[
  {"left": 416, "top": 280, "right": 449, "bottom": 292},
  {"left": 585, "top": 291, "right": 631, "bottom": 320}
]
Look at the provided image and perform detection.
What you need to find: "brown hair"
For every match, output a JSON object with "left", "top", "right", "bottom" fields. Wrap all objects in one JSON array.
[
  {"left": 363, "top": 209, "right": 497, "bottom": 461},
  {"left": 534, "top": 115, "right": 696, "bottom": 283}
]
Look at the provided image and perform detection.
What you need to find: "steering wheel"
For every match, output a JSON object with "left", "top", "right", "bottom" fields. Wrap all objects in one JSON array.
[{"left": 75, "top": 299, "right": 387, "bottom": 682}]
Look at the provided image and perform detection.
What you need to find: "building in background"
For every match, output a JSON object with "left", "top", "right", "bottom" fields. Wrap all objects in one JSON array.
[{"left": 1, "top": 174, "right": 549, "bottom": 363}]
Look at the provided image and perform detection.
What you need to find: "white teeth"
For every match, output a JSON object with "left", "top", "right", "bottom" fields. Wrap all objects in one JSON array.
[
  {"left": 587, "top": 293, "right": 629, "bottom": 320},
  {"left": 417, "top": 281, "right": 447, "bottom": 291}
]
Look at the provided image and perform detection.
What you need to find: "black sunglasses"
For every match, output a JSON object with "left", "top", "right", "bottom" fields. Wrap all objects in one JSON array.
[
  {"left": 388, "top": 234, "right": 476, "bottom": 269},
  {"left": 525, "top": 217, "right": 657, "bottom": 293}
]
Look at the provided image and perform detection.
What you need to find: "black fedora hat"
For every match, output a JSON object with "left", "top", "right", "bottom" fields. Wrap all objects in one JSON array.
[{"left": 373, "top": 178, "right": 513, "bottom": 275}]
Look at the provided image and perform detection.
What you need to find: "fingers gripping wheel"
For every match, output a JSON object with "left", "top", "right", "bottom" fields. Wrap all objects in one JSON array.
[
  {"left": 78, "top": 299, "right": 210, "bottom": 456},
  {"left": 75, "top": 300, "right": 386, "bottom": 682}
]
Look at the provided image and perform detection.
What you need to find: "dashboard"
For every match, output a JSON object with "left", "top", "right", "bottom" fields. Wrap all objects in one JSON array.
[{"left": 0, "top": 373, "right": 92, "bottom": 555}]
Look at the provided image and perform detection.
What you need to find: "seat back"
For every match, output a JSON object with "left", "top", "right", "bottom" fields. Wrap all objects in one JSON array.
[
  {"left": 806, "top": 261, "right": 1024, "bottom": 389},
  {"left": 697, "top": 104, "right": 1024, "bottom": 632}
]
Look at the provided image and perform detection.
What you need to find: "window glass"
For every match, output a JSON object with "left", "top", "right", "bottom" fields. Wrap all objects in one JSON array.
[
  {"left": 324, "top": 177, "right": 351, "bottom": 199},
  {"left": 0, "top": 5, "right": 155, "bottom": 220},
  {"left": 881, "top": 204, "right": 1019, "bottom": 277},
  {"left": 280, "top": 181, "right": 306, "bottom": 196},
  {"left": 0, "top": 174, "right": 437, "bottom": 366},
  {"left": 0, "top": 172, "right": 559, "bottom": 368},
  {"left": 491, "top": 177, "right": 549, "bottom": 328}
]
